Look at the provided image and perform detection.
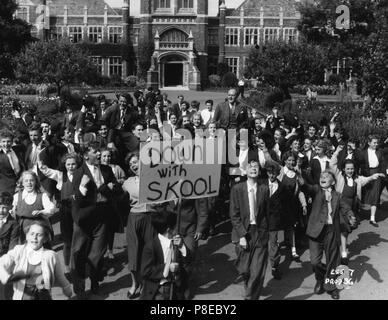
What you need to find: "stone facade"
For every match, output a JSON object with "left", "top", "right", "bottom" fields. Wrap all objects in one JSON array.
[{"left": 15, "top": 0, "right": 301, "bottom": 90}]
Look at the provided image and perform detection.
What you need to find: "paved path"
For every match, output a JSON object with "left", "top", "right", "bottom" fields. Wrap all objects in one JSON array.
[{"left": 51, "top": 193, "right": 388, "bottom": 300}]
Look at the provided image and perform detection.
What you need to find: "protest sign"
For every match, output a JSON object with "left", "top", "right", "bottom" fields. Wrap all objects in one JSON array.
[{"left": 139, "top": 139, "right": 222, "bottom": 204}]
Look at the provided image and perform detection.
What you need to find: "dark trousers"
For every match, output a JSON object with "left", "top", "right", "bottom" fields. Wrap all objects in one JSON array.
[
  {"left": 269, "top": 231, "right": 280, "bottom": 269},
  {"left": 239, "top": 225, "right": 268, "bottom": 300},
  {"left": 60, "top": 200, "right": 73, "bottom": 266},
  {"left": 309, "top": 225, "right": 341, "bottom": 292},
  {"left": 70, "top": 221, "right": 107, "bottom": 294}
]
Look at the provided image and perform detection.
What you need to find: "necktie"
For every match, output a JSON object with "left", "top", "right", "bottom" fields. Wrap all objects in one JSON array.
[
  {"left": 269, "top": 183, "right": 274, "bottom": 197},
  {"left": 324, "top": 189, "right": 333, "bottom": 224},
  {"left": 249, "top": 187, "right": 257, "bottom": 222},
  {"left": 30, "top": 144, "right": 38, "bottom": 168},
  {"left": 163, "top": 240, "right": 173, "bottom": 278},
  {"left": 6, "top": 150, "right": 21, "bottom": 175}
]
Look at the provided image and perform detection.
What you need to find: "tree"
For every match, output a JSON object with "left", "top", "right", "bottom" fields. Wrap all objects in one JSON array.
[
  {"left": 245, "top": 41, "right": 328, "bottom": 96},
  {"left": 361, "top": 0, "right": 388, "bottom": 107},
  {"left": 13, "top": 39, "right": 100, "bottom": 94},
  {"left": 137, "top": 40, "right": 155, "bottom": 80},
  {"left": 0, "top": 0, "right": 33, "bottom": 78},
  {"left": 297, "top": 0, "right": 378, "bottom": 77}
]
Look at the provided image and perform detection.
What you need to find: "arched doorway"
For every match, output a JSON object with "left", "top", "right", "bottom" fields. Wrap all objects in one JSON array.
[{"left": 160, "top": 54, "right": 188, "bottom": 89}]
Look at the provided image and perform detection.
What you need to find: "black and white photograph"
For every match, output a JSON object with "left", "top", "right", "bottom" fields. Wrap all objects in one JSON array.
[{"left": 0, "top": 0, "right": 388, "bottom": 306}]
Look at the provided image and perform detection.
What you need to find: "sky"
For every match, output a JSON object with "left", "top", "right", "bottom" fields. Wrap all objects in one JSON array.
[{"left": 104, "top": 0, "right": 245, "bottom": 9}]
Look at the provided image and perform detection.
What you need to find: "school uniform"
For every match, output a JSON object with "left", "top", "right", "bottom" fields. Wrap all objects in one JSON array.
[
  {"left": 358, "top": 148, "right": 386, "bottom": 206},
  {"left": 140, "top": 234, "right": 188, "bottom": 300},
  {"left": 230, "top": 180, "right": 270, "bottom": 300},
  {"left": 0, "top": 215, "right": 20, "bottom": 257},
  {"left": 12, "top": 191, "right": 54, "bottom": 243},
  {"left": 0, "top": 147, "right": 24, "bottom": 194},
  {"left": 304, "top": 185, "right": 352, "bottom": 293},
  {"left": 309, "top": 156, "right": 330, "bottom": 185},
  {"left": 71, "top": 163, "right": 120, "bottom": 295},
  {"left": 264, "top": 178, "right": 286, "bottom": 270}
]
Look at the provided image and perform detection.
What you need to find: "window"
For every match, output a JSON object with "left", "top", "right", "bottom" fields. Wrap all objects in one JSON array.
[
  {"left": 208, "top": 28, "right": 218, "bottom": 46},
  {"left": 264, "top": 28, "right": 279, "bottom": 43},
  {"left": 49, "top": 26, "right": 63, "bottom": 40},
  {"left": 16, "top": 7, "right": 29, "bottom": 22},
  {"left": 283, "top": 28, "right": 298, "bottom": 43},
  {"left": 178, "top": 0, "right": 194, "bottom": 9},
  {"left": 88, "top": 26, "right": 103, "bottom": 43},
  {"left": 226, "top": 57, "right": 239, "bottom": 75},
  {"left": 68, "top": 26, "right": 83, "bottom": 43},
  {"left": 155, "top": 0, "right": 170, "bottom": 9},
  {"left": 91, "top": 56, "right": 103, "bottom": 74},
  {"left": 109, "top": 26, "right": 122, "bottom": 44},
  {"left": 131, "top": 28, "right": 139, "bottom": 45},
  {"left": 109, "top": 57, "right": 122, "bottom": 77},
  {"left": 225, "top": 27, "right": 239, "bottom": 46},
  {"left": 244, "top": 28, "right": 259, "bottom": 46}
]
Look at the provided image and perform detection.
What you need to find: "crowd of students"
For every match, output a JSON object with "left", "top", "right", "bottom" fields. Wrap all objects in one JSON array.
[{"left": 0, "top": 86, "right": 387, "bottom": 300}]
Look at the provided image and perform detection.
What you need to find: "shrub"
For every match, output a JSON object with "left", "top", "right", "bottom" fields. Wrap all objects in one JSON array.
[
  {"left": 109, "top": 74, "right": 123, "bottom": 87},
  {"left": 217, "top": 63, "right": 229, "bottom": 78},
  {"left": 221, "top": 72, "right": 237, "bottom": 88},
  {"left": 125, "top": 75, "right": 138, "bottom": 87},
  {"left": 208, "top": 74, "right": 221, "bottom": 87}
]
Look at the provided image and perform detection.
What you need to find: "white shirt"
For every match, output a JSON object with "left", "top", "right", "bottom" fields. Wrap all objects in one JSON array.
[
  {"left": 283, "top": 166, "right": 296, "bottom": 179},
  {"left": 247, "top": 181, "right": 257, "bottom": 225},
  {"left": 62, "top": 141, "right": 75, "bottom": 154},
  {"left": 367, "top": 148, "right": 379, "bottom": 168},
  {"left": 346, "top": 177, "right": 354, "bottom": 187},
  {"left": 86, "top": 163, "right": 105, "bottom": 186},
  {"left": 158, "top": 233, "right": 187, "bottom": 283},
  {"left": 305, "top": 149, "right": 312, "bottom": 162},
  {"left": 268, "top": 179, "right": 279, "bottom": 197},
  {"left": 258, "top": 149, "right": 266, "bottom": 168},
  {"left": 313, "top": 155, "right": 329, "bottom": 172},
  {"left": 346, "top": 152, "right": 353, "bottom": 160},
  {"left": 201, "top": 109, "right": 214, "bottom": 126}
]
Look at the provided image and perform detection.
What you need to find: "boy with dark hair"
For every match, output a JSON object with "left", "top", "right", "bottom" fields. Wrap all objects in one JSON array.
[{"left": 141, "top": 210, "right": 188, "bottom": 300}]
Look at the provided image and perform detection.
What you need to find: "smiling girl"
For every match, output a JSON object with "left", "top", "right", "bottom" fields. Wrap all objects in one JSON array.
[
  {"left": 12, "top": 171, "right": 55, "bottom": 243},
  {"left": 0, "top": 221, "right": 72, "bottom": 300}
]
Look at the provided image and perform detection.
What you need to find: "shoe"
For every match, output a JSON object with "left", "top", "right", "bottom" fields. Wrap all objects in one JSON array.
[
  {"left": 127, "top": 285, "right": 141, "bottom": 300},
  {"left": 272, "top": 268, "right": 281, "bottom": 280},
  {"left": 108, "top": 251, "right": 114, "bottom": 260},
  {"left": 292, "top": 253, "right": 301, "bottom": 262},
  {"left": 330, "top": 289, "right": 340, "bottom": 300},
  {"left": 314, "top": 281, "right": 325, "bottom": 295},
  {"left": 233, "top": 274, "right": 246, "bottom": 284},
  {"left": 341, "top": 257, "right": 349, "bottom": 266},
  {"left": 370, "top": 221, "right": 379, "bottom": 227},
  {"left": 64, "top": 265, "right": 71, "bottom": 274},
  {"left": 90, "top": 282, "right": 100, "bottom": 295}
]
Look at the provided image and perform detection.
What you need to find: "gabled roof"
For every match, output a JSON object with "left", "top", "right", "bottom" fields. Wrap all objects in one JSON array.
[{"left": 229, "top": 0, "right": 299, "bottom": 17}]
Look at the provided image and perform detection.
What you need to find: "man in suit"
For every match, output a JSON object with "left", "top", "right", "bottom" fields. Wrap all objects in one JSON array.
[
  {"left": 301, "top": 171, "right": 355, "bottom": 300},
  {"left": 96, "top": 95, "right": 109, "bottom": 121},
  {"left": 172, "top": 95, "right": 185, "bottom": 115},
  {"left": 71, "top": 142, "right": 121, "bottom": 299},
  {"left": 230, "top": 160, "right": 270, "bottom": 300},
  {"left": 337, "top": 138, "right": 360, "bottom": 172},
  {"left": 141, "top": 210, "right": 189, "bottom": 300},
  {"left": 309, "top": 139, "right": 330, "bottom": 185},
  {"left": 0, "top": 130, "right": 25, "bottom": 194},
  {"left": 102, "top": 93, "right": 138, "bottom": 150},
  {"left": 213, "top": 88, "right": 249, "bottom": 131}
]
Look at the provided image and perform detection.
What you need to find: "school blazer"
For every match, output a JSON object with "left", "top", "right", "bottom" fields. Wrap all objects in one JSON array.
[
  {"left": 72, "top": 163, "right": 120, "bottom": 226},
  {"left": 0, "top": 216, "right": 20, "bottom": 257},
  {"left": 140, "top": 235, "right": 188, "bottom": 300},
  {"left": 358, "top": 149, "right": 386, "bottom": 177},
  {"left": 0, "top": 147, "right": 25, "bottom": 194},
  {"left": 303, "top": 185, "right": 351, "bottom": 241},
  {"left": 262, "top": 179, "right": 286, "bottom": 231},
  {"left": 309, "top": 157, "right": 330, "bottom": 185},
  {"left": 229, "top": 181, "right": 269, "bottom": 245}
]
